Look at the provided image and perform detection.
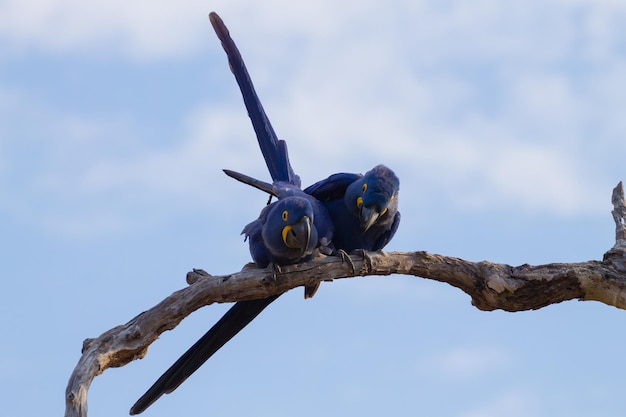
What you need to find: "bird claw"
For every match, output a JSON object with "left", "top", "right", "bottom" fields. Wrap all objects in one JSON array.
[
  {"left": 336, "top": 249, "right": 356, "bottom": 274},
  {"left": 353, "top": 249, "right": 373, "bottom": 274},
  {"left": 268, "top": 262, "right": 282, "bottom": 281}
]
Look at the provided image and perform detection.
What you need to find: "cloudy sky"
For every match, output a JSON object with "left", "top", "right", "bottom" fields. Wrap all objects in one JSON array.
[{"left": 2, "top": 1, "right": 626, "bottom": 416}]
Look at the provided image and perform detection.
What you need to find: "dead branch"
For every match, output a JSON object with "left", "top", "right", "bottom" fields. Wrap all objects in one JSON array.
[{"left": 64, "top": 182, "right": 626, "bottom": 417}]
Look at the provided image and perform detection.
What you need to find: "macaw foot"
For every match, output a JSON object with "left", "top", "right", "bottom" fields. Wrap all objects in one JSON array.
[
  {"left": 352, "top": 249, "right": 373, "bottom": 274},
  {"left": 336, "top": 249, "right": 356, "bottom": 274},
  {"left": 267, "top": 262, "right": 283, "bottom": 281}
]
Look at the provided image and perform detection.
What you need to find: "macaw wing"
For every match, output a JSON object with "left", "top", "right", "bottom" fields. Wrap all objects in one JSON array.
[
  {"left": 304, "top": 172, "right": 362, "bottom": 203},
  {"left": 210, "top": 12, "right": 298, "bottom": 185}
]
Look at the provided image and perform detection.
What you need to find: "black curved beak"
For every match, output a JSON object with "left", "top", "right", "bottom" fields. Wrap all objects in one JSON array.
[
  {"left": 283, "top": 215, "right": 312, "bottom": 256},
  {"left": 360, "top": 206, "right": 381, "bottom": 233}
]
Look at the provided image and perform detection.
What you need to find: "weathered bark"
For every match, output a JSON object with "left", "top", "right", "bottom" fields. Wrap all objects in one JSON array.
[{"left": 64, "top": 182, "right": 626, "bottom": 417}]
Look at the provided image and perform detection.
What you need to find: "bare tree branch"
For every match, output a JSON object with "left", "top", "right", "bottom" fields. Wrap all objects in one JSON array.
[
  {"left": 64, "top": 182, "right": 626, "bottom": 417},
  {"left": 612, "top": 181, "right": 626, "bottom": 242}
]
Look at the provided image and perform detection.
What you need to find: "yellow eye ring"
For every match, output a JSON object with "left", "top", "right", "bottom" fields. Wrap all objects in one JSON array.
[
  {"left": 282, "top": 210, "right": 288, "bottom": 221},
  {"left": 362, "top": 183, "right": 367, "bottom": 193},
  {"left": 356, "top": 196, "right": 363, "bottom": 209}
]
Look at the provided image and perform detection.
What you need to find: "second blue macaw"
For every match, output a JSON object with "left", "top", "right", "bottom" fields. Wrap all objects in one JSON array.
[
  {"left": 305, "top": 164, "right": 400, "bottom": 252},
  {"left": 130, "top": 12, "right": 400, "bottom": 414}
]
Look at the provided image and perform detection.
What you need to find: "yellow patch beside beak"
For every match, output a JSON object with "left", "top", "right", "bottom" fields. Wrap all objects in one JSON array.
[{"left": 281, "top": 225, "right": 292, "bottom": 246}]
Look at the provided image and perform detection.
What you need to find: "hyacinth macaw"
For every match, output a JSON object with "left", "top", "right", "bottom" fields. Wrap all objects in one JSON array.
[
  {"left": 130, "top": 12, "right": 399, "bottom": 415},
  {"left": 130, "top": 193, "right": 323, "bottom": 415}
]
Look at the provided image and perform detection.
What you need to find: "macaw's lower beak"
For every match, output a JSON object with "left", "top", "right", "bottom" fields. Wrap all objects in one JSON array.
[
  {"left": 360, "top": 205, "right": 381, "bottom": 233},
  {"left": 282, "top": 215, "right": 312, "bottom": 256}
]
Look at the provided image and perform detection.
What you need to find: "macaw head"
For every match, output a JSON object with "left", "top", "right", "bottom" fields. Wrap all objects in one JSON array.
[
  {"left": 349, "top": 164, "right": 399, "bottom": 233},
  {"left": 262, "top": 196, "right": 318, "bottom": 260}
]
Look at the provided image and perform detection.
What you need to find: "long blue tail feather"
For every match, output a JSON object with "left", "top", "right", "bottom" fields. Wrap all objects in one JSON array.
[{"left": 210, "top": 12, "right": 298, "bottom": 186}]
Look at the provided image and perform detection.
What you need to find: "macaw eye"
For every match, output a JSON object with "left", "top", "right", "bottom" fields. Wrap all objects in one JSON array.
[
  {"left": 389, "top": 195, "right": 395, "bottom": 203},
  {"left": 282, "top": 210, "right": 288, "bottom": 221},
  {"left": 356, "top": 196, "right": 363, "bottom": 209},
  {"left": 362, "top": 183, "right": 367, "bottom": 193}
]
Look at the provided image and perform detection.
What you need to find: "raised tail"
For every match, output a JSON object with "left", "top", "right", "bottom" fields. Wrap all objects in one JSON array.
[
  {"left": 130, "top": 294, "right": 281, "bottom": 415},
  {"left": 209, "top": 12, "right": 299, "bottom": 186},
  {"left": 223, "top": 169, "right": 277, "bottom": 196}
]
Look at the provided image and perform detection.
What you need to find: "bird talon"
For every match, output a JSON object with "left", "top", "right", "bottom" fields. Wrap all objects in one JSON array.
[
  {"left": 354, "top": 249, "right": 372, "bottom": 274},
  {"left": 268, "top": 262, "right": 282, "bottom": 280},
  {"left": 336, "top": 249, "right": 356, "bottom": 274}
]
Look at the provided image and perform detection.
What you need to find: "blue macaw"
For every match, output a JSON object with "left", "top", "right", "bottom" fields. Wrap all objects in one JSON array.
[
  {"left": 130, "top": 12, "right": 400, "bottom": 415},
  {"left": 243, "top": 196, "right": 324, "bottom": 268},
  {"left": 130, "top": 194, "right": 323, "bottom": 415},
  {"left": 209, "top": 9, "right": 334, "bottom": 271},
  {"left": 304, "top": 164, "right": 401, "bottom": 252}
]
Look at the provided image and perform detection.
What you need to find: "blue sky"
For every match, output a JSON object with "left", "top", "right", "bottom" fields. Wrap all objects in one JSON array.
[{"left": 2, "top": 1, "right": 626, "bottom": 416}]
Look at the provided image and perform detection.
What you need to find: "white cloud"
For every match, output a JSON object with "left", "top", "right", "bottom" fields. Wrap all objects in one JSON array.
[
  {"left": 0, "top": 0, "right": 386, "bottom": 60},
  {"left": 0, "top": 93, "right": 264, "bottom": 237},
  {"left": 0, "top": 0, "right": 622, "bottom": 62},
  {"left": 2, "top": 0, "right": 625, "bottom": 237},
  {"left": 446, "top": 131, "right": 604, "bottom": 216},
  {"left": 268, "top": 74, "right": 605, "bottom": 216},
  {"left": 0, "top": 0, "right": 212, "bottom": 59}
]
